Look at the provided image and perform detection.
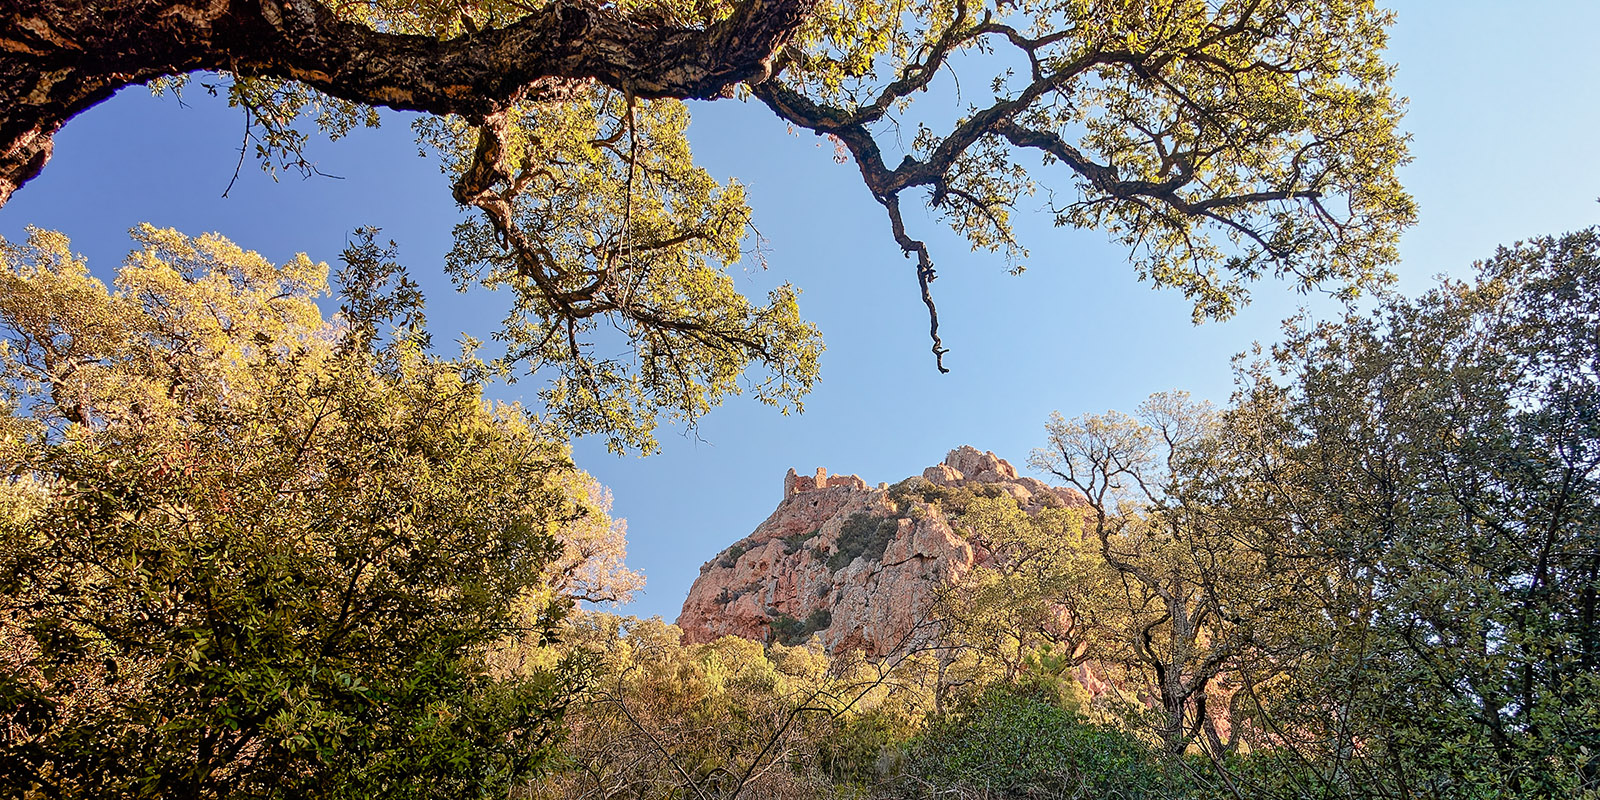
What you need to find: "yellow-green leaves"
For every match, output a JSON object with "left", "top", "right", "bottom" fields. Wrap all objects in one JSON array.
[
  {"left": 766, "top": 0, "right": 1413, "bottom": 331},
  {"left": 141, "top": 0, "right": 1412, "bottom": 390},
  {"left": 1, "top": 224, "right": 330, "bottom": 434},
  {"left": 0, "top": 225, "right": 643, "bottom": 797},
  {"left": 448, "top": 89, "right": 822, "bottom": 452}
]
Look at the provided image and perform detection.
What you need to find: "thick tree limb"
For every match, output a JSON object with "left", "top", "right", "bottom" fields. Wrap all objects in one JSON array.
[
  {"left": 0, "top": 0, "right": 816, "bottom": 205},
  {"left": 750, "top": 5, "right": 1353, "bottom": 369}
]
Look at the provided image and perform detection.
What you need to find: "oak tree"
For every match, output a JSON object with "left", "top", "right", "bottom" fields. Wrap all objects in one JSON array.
[
  {"left": 1218, "top": 229, "right": 1600, "bottom": 797},
  {"left": 2, "top": 0, "right": 1414, "bottom": 444},
  {"left": 0, "top": 226, "right": 634, "bottom": 798},
  {"left": 1030, "top": 393, "right": 1290, "bottom": 758}
]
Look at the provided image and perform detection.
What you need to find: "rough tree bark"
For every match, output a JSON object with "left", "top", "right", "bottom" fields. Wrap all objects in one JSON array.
[
  {"left": 0, "top": 0, "right": 814, "bottom": 206},
  {"left": 2, "top": 1, "right": 1410, "bottom": 376}
]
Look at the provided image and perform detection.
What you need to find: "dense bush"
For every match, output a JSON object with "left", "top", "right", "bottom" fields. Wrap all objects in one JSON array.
[
  {"left": 771, "top": 613, "right": 809, "bottom": 644},
  {"left": 828, "top": 512, "right": 900, "bottom": 571},
  {"left": 784, "top": 528, "right": 822, "bottom": 553},
  {"left": 904, "top": 687, "right": 1174, "bottom": 799},
  {"left": 0, "top": 229, "right": 617, "bottom": 799},
  {"left": 771, "top": 609, "right": 834, "bottom": 645},
  {"left": 818, "top": 708, "right": 917, "bottom": 788},
  {"left": 888, "top": 478, "right": 1022, "bottom": 521},
  {"left": 520, "top": 615, "right": 924, "bottom": 800}
]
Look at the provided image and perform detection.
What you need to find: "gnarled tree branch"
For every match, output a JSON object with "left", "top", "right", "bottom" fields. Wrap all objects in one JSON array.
[
  {"left": 0, "top": 0, "right": 816, "bottom": 205},
  {"left": 748, "top": 0, "right": 1403, "bottom": 370}
]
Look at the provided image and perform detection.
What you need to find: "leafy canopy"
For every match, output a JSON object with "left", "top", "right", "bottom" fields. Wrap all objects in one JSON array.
[
  {"left": 1215, "top": 228, "right": 1600, "bottom": 797},
  {"left": 0, "top": 225, "right": 633, "bottom": 799},
  {"left": 998, "top": 230, "right": 1600, "bottom": 796},
  {"left": 163, "top": 0, "right": 1410, "bottom": 420}
]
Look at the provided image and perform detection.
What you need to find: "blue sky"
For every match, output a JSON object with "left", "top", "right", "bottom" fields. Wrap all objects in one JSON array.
[{"left": 3, "top": 1, "right": 1598, "bottom": 621}]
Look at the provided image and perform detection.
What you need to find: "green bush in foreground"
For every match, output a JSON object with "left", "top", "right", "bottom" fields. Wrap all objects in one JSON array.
[
  {"left": 904, "top": 687, "right": 1176, "bottom": 799},
  {"left": 0, "top": 228, "right": 597, "bottom": 800}
]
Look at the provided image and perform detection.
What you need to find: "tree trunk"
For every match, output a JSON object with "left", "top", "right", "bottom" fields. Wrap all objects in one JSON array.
[{"left": 0, "top": 0, "right": 813, "bottom": 206}]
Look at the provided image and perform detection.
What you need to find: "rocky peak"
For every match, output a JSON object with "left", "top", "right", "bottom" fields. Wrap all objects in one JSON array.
[{"left": 676, "top": 447, "right": 1083, "bottom": 656}]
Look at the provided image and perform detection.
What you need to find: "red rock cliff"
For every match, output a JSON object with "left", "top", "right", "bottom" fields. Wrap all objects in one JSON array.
[{"left": 676, "top": 446, "right": 1083, "bottom": 656}]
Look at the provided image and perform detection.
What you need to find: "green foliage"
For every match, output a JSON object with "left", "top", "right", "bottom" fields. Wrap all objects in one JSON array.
[
  {"left": 1017, "top": 645, "right": 1093, "bottom": 714},
  {"left": 994, "top": 228, "right": 1600, "bottom": 797},
  {"left": 886, "top": 477, "right": 932, "bottom": 507},
  {"left": 0, "top": 227, "right": 600, "bottom": 799},
  {"left": 1029, "top": 392, "right": 1284, "bottom": 756},
  {"left": 770, "top": 609, "right": 834, "bottom": 646},
  {"left": 443, "top": 92, "right": 823, "bottom": 454},
  {"left": 784, "top": 527, "right": 822, "bottom": 553},
  {"left": 827, "top": 512, "right": 899, "bottom": 571},
  {"left": 906, "top": 687, "right": 1173, "bottom": 799},
  {"left": 806, "top": 608, "right": 833, "bottom": 632},
  {"left": 933, "top": 497, "right": 1095, "bottom": 688},
  {"left": 718, "top": 538, "right": 754, "bottom": 568},
  {"left": 11, "top": 213, "right": 1596, "bottom": 800},
  {"left": 774, "top": 0, "right": 1414, "bottom": 323},
  {"left": 888, "top": 477, "right": 1016, "bottom": 519},
  {"left": 817, "top": 708, "right": 916, "bottom": 788},
  {"left": 525, "top": 613, "right": 934, "bottom": 800},
  {"left": 1213, "top": 227, "right": 1600, "bottom": 797},
  {"left": 162, "top": 0, "right": 1413, "bottom": 417},
  {"left": 771, "top": 614, "right": 809, "bottom": 645}
]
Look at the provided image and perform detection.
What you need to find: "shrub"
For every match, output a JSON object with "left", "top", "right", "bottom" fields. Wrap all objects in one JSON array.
[
  {"left": 887, "top": 476, "right": 935, "bottom": 508},
  {"left": 769, "top": 609, "right": 833, "bottom": 646},
  {"left": 718, "top": 539, "right": 754, "bottom": 568},
  {"left": 906, "top": 687, "right": 1172, "bottom": 799},
  {"left": 770, "top": 614, "right": 809, "bottom": 645},
  {"left": 818, "top": 708, "right": 916, "bottom": 787},
  {"left": 827, "top": 512, "right": 899, "bottom": 571},
  {"left": 783, "top": 528, "right": 821, "bottom": 553},
  {"left": 805, "top": 608, "right": 832, "bottom": 632},
  {"left": 887, "top": 478, "right": 1017, "bottom": 519}
]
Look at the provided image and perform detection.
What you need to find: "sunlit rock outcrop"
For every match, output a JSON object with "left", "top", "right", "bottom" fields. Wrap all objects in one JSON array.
[{"left": 676, "top": 446, "right": 1083, "bottom": 655}]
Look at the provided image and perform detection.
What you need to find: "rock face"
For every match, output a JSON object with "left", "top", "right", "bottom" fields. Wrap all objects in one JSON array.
[{"left": 676, "top": 446, "right": 1084, "bottom": 656}]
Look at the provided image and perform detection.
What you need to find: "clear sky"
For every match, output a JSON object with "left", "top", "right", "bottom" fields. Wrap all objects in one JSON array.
[{"left": 3, "top": 1, "right": 1597, "bottom": 621}]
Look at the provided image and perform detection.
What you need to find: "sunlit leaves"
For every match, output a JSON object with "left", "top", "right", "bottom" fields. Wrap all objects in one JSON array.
[
  {"left": 771, "top": 0, "right": 1413, "bottom": 323},
  {"left": 0, "top": 227, "right": 638, "bottom": 797},
  {"left": 447, "top": 89, "right": 822, "bottom": 452},
  {"left": 150, "top": 0, "right": 1411, "bottom": 426}
]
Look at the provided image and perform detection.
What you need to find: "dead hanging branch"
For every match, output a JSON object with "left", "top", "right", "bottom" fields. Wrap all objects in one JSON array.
[{"left": 883, "top": 194, "right": 950, "bottom": 373}]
